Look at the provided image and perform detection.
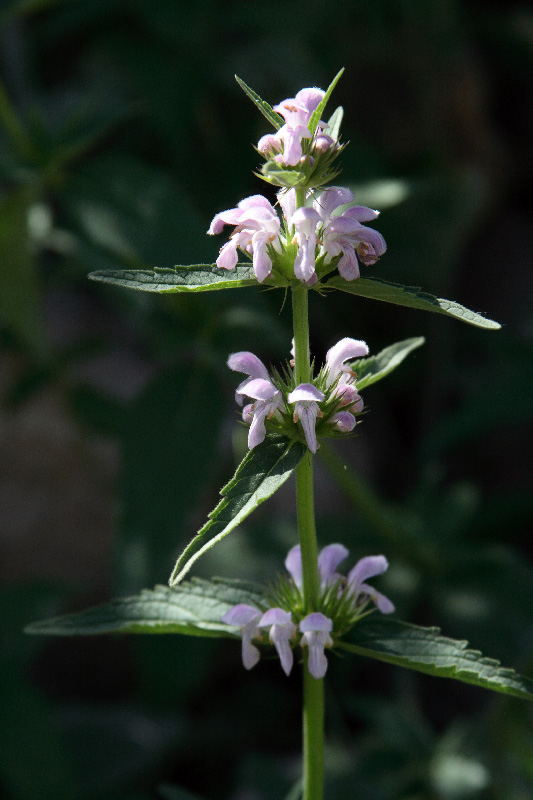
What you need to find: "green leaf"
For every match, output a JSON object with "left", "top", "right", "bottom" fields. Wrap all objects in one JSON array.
[
  {"left": 25, "top": 578, "right": 265, "bottom": 638},
  {"left": 326, "top": 276, "right": 501, "bottom": 329},
  {"left": 260, "top": 161, "right": 307, "bottom": 188},
  {"left": 323, "top": 106, "right": 343, "bottom": 141},
  {"left": 169, "top": 435, "right": 307, "bottom": 586},
  {"left": 308, "top": 68, "right": 345, "bottom": 135},
  {"left": 89, "top": 263, "right": 259, "bottom": 293},
  {"left": 341, "top": 617, "right": 533, "bottom": 701},
  {"left": 352, "top": 336, "right": 425, "bottom": 391},
  {"left": 235, "top": 75, "right": 284, "bottom": 130}
]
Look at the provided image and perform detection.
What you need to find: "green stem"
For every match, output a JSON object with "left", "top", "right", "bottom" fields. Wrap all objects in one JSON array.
[
  {"left": 292, "top": 283, "right": 310, "bottom": 385},
  {"left": 303, "top": 665, "right": 325, "bottom": 800},
  {"left": 291, "top": 194, "right": 324, "bottom": 798},
  {"left": 295, "top": 452, "right": 320, "bottom": 611}
]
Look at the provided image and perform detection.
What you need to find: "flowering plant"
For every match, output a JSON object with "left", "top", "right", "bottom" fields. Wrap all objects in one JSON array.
[{"left": 28, "top": 70, "right": 531, "bottom": 800}]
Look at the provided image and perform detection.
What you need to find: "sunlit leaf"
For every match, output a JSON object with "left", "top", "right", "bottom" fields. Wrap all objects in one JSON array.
[
  {"left": 308, "top": 68, "right": 344, "bottom": 135},
  {"left": 323, "top": 106, "right": 343, "bottom": 141},
  {"left": 326, "top": 276, "right": 501, "bottom": 329},
  {"left": 89, "top": 264, "right": 259, "bottom": 292},
  {"left": 353, "top": 337, "right": 425, "bottom": 390},
  {"left": 235, "top": 75, "right": 284, "bottom": 130}
]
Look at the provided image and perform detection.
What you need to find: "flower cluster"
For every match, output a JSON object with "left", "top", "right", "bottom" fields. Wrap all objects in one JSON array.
[
  {"left": 228, "top": 337, "right": 368, "bottom": 452},
  {"left": 222, "top": 544, "right": 394, "bottom": 679},
  {"left": 208, "top": 186, "right": 386, "bottom": 286},
  {"left": 256, "top": 87, "right": 338, "bottom": 168}
]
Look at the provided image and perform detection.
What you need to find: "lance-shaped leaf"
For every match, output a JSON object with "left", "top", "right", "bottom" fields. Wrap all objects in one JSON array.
[
  {"left": 352, "top": 336, "right": 425, "bottom": 391},
  {"left": 308, "top": 67, "right": 344, "bottom": 135},
  {"left": 340, "top": 617, "right": 533, "bottom": 701},
  {"left": 170, "top": 435, "right": 307, "bottom": 586},
  {"left": 25, "top": 578, "right": 267, "bottom": 638},
  {"left": 89, "top": 263, "right": 262, "bottom": 293},
  {"left": 326, "top": 276, "right": 501, "bottom": 330},
  {"left": 235, "top": 75, "right": 284, "bottom": 130}
]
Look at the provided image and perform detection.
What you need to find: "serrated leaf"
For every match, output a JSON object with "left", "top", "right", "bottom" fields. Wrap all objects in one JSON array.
[
  {"left": 235, "top": 75, "right": 284, "bottom": 130},
  {"left": 308, "top": 68, "right": 345, "bottom": 135},
  {"left": 323, "top": 106, "right": 343, "bottom": 141},
  {"left": 326, "top": 276, "right": 501, "bottom": 329},
  {"left": 25, "top": 578, "right": 266, "bottom": 638},
  {"left": 341, "top": 617, "right": 533, "bottom": 701},
  {"left": 169, "top": 435, "right": 306, "bottom": 585},
  {"left": 353, "top": 336, "right": 425, "bottom": 390},
  {"left": 89, "top": 263, "right": 259, "bottom": 293}
]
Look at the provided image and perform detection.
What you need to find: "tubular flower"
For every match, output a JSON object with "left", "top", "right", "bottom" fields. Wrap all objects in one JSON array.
[
  {"left": 270, "top": 88, "right": 325, "bottom": 166},
  {"left": 314, "top": 187, "right": 387, "bottom": 280},
  {"left": 237, "top": 377, "right": 283, "bottom": 449},
  {"left": 292, "top": 207, "right": 322, "bottom": 284},
  {"left": 228, "top": 351, "right": 283, "bottom": 449},
  {"left": 208, "top": 194, "right": 280, "bottom": 283},
  {"left": 299, "top": 613, "right": 334, "bottom": 679},
  {"left": 324, "top": 337, "right": 368, "bottom": 428},
  {"left": 222, "top": 603, "right": 297, "bottom": 675},
  {"left": 286, "top": 543, "right": 395, "bottom": 617},
  {"left": 259, "top": 608, "right": 297, "bottom": 676},
  {"left": 221, "top": 604, "right": 263, "bottom": 670},
  {"left": 227, "top": 351, "right": 270, "bottom": 405},
  {"left": 347, "top": 555, "right": 396, "bottom": 614},
  {"left": 287, "top": 383, "right": 325, "bottom": 453},
  {"left": 286, "top": 543, "right": 349, "bottom": 590}
]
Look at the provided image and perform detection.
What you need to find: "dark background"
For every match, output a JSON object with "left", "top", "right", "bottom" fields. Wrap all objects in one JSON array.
[{"left": 1, "top": 1, "right": 532, "bottom": 798}]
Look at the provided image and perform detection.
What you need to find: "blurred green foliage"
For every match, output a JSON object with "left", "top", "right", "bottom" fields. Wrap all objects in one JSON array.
[{"left": 1, "top": 0, "right": 532, "bottom": 798}]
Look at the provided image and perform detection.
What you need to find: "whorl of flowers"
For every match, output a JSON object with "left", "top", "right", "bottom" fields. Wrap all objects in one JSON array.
[
  {"left": 222, "top": 544, "right": 394, "bottom": 679},
  {"left": 227, "top": 337, "right": 369, "bottom": 453},
  {"left": 208, "top": 186, "right": 386, "bottom": 286}
]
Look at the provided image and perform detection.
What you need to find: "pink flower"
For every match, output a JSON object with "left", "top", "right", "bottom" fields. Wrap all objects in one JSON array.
[
  {"left": 324, "top": 337, "right": 368, "bottom": 426},
  {"left": 208, "top": 195, "right": 280, "bottom": 283},
  {"left": 287, "top": 383, "right": 325, "bottom": 453},
  {"left": 259, "top": 608, "right": 297, "bottom": 676},
  {"left": 221, "top": 604, "right": 263, "bottom": 670},
  {"left": 228, "top": 350, "right": 282, "bottom": 449},
  {"left": 314, "top": 187, "right": 386, "bottom": 280},
  {"left": 291, "top": 207, "right": 322, "bottom": 283},
  {"left": 285, "top": 543, "right": 349, "bottom": 590},
  {"left": 347, "top": 555, "right": 395, "bottom": 614},
  {"left": 299, "top": 613, "right": 333, "bottom": 679},
  {"left": 267, "top": 87, "right": 325, "bottom": 166},
  {"left": 222, "top": 603, "right": 297, "bottom": 675}
]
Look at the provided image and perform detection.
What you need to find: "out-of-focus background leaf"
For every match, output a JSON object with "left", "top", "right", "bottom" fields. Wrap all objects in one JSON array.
[{"left": 0, "top": 1, "right": 531, "bottom": 798}]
